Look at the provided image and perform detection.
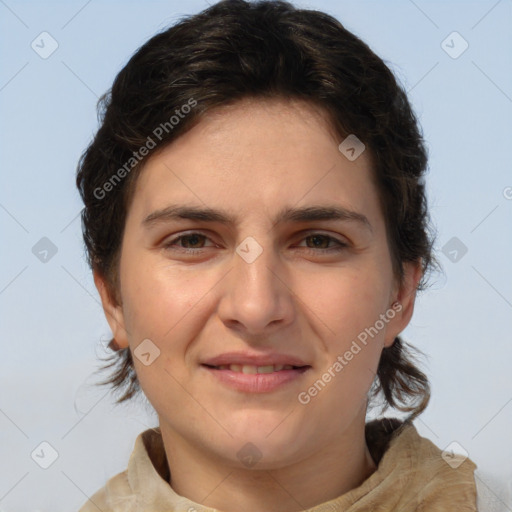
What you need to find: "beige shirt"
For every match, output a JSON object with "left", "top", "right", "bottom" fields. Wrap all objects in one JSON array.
[{"left": 79, "top": 419, "right": 477, "bottom": 511}]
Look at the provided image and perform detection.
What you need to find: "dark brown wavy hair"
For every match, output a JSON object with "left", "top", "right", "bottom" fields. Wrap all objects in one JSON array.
[{"left": 76, "top": 0, "right": 436, "bottom": 419}]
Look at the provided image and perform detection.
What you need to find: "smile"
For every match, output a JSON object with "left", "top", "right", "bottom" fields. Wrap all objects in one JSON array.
[
  {"left": 206, "top": 364, "right": 304, "bottom": 373},
  {"left": 201, "top": 364, "right": 311, "bottom": 393}
]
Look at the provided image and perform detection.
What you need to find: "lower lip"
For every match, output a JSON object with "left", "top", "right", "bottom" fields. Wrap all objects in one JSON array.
[{"left": 201, "top": 365, "right": 310, "bottom": 393}]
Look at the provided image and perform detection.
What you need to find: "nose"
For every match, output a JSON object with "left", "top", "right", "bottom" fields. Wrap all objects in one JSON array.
[{"left": 216, "top": 236, "right": 295, "bottom": 337}]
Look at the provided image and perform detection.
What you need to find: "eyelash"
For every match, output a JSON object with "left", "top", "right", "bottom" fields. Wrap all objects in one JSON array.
[{"left": 162, "top": 231, "right": 349, "bottom": 254}]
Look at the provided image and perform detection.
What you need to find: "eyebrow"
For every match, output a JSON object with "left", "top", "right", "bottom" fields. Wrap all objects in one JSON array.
[{"left": 142, "top": 204, "right": 372, "bottom": 232}]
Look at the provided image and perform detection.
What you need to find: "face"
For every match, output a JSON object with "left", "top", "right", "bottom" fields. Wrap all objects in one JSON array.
[{"left": 95, "top": 98, "right": 420, "bottom": 469}]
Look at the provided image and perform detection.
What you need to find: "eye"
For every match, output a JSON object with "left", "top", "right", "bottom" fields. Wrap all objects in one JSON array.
[
  {"left": 296, "top": 233, "right": 349, "bottom": 253},
  {"left": 162, "top": 232, "right": 214, "bottom": 252}
]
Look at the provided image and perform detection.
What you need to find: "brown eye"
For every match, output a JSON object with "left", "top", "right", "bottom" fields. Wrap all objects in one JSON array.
[
  {"left": 163, "top": 232, "right": 213, "bottom": 251},
  {"left": 298, "top": 233, "right": 348, "bottom": 252}
]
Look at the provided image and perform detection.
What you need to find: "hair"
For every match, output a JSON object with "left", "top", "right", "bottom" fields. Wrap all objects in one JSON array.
[{"left": 76, "top": 0, "right": 436, "bottom": 419}]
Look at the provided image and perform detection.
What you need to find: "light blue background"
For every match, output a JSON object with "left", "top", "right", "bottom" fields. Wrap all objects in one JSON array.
[{"left": 1, "top": 0, "right": 511, "bottom": 510}]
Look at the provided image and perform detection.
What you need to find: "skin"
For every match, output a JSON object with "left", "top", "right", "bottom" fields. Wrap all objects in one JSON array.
[{"left": 95, "top": 98, "right": 422, "bottom": 512}]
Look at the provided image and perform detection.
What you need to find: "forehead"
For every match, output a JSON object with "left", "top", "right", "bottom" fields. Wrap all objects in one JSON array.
[{"left": 126, "top": 98, "right": 381, "bottom": 228}]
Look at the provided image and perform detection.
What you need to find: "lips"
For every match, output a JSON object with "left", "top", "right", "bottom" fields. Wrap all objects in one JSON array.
[
  {"left": 200, "top": 352, "right": 311, "bottom": 393},
  {"left": 208, "top": 364, "right": 301, "bottom": 374}
]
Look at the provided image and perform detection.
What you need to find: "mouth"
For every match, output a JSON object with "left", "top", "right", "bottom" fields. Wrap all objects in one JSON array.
[
  {"left": 203, "top": 363, "right": 310, "bottom": 374},
  {"left": 200, "top": 363, "right": 312, "bottom": 393}
]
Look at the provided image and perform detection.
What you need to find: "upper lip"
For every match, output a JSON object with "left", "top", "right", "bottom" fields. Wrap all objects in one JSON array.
[{"left": 201, "top": 352, "right": 310, "bottom": 367}]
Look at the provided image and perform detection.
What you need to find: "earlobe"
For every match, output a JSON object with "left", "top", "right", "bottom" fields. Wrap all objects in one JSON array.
[
  {"left": 383, "top": 260, "right": 423, "bottom": 347},
  {"left": 93, "top": 270, "right": 129, "bottom": 349}
]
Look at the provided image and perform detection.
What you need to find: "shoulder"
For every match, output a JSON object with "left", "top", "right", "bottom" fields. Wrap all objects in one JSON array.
[
  {"left": 77, "top": 428, "right": 159, "bottom": 511},
  {"left": 78, "top": 427, "right": 172, "bottom": 512},
  {"left": 367, "top": 418, "right": 478, "bottom": 509},
  {"left": 78, "top": 470, "right": 136, "bottom": 512}
]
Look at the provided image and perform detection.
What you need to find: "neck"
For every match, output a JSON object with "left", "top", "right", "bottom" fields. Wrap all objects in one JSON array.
[{"left": 159, "top": 413, "right": 377, "bottom": 512}]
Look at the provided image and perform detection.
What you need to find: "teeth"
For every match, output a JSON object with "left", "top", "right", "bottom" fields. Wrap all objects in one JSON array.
[
  {"left": 214, "top": 364, "right": 299, "bottom": 373},
  {"left": 257, "top": 365, "right": 275, "bottom": 374}
]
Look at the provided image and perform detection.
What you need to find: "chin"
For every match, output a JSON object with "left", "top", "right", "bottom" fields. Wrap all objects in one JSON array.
[
  {"left": 216, "top": 416, "right": 310, "bottom": 463},
  {"left": 221, "top": 435, "right": 305, "bottom": 471}
]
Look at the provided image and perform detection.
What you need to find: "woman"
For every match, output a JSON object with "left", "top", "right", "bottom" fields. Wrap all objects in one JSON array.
[{"left": 76, "top": 0, "right": 479, "bottom": 510}]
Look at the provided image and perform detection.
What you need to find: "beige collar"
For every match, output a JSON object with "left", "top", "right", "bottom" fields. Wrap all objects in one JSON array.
[{"left": 122, "top": 418, "right": 477, "bottom": 511}]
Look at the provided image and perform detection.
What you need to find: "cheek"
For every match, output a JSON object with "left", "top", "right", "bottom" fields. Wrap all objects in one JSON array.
[
  {"left": 301, "top": 263, "right": 391, "bottom": 345},
  {"left": 121, "top": 264, "right": 209, "bottom": 403},
  {"left": 119, "top": 260, "right": 222, "bottom": 398},
  {"left": 121, "top": 257, "right": 205, "bottom": 338}
]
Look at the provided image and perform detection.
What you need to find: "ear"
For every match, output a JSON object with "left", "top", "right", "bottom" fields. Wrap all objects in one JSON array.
[
  {"left": 383, "top": 259, "right": 423, "bottom": 348},
  {"left": 93, "top": 269, "right": 129, "bottom": 349}
]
